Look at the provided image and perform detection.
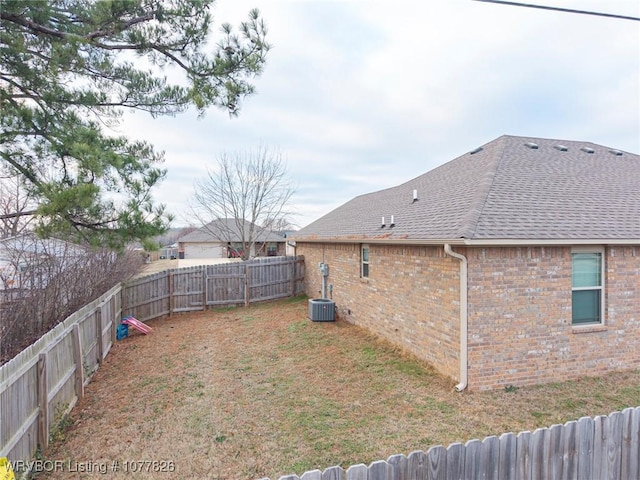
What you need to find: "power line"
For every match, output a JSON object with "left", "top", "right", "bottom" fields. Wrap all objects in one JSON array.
[{"left": 472, "top": 0, "right": 640, "bottom": 21}]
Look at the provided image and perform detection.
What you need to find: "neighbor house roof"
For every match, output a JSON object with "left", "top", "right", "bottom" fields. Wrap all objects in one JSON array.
[
  {"left": 178, "top": 218, "right": 285, "bottom": 243},
  {"left": 0, "top": 233, "right": 86, "bottom": 258},
  {"left": 294, "top": 135, "right": 640, "bottom": 244}
]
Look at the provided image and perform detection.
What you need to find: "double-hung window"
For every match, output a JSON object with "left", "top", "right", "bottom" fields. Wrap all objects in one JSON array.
[
  {"left": 361, "top": 244, "right": 370, "bottom": 278},
  {"left": 571, "top": 248, "right": 604, "bottom": 325}
]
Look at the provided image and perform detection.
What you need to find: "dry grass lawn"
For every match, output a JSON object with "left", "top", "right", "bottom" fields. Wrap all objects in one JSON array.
[{"left": 43, "top": 296, "right": 640, "bottom": 480}]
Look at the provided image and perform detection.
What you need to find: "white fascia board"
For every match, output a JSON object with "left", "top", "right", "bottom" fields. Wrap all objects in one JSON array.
[
  {"left": 462, "top": 238, "right": 640, "bottom": 246},
  {"left": 291, "top": 237, "right": 640, "bottom": 247},
  {"left": 292, "top": 237, "right": 466, "bottom": 246}
]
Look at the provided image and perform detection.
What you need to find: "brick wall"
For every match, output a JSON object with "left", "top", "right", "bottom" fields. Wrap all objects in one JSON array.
[
  {"left": 467, "top": 246, "right": 640, "bottom": 391},
  {"left": 297, "top": 242, "right": 461, "bottom": 381}
]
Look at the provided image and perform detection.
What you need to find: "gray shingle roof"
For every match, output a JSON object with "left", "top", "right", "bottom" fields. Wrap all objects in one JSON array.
[
  {"left": 294, "top": 135, "right": 640, "bottom": 242},
  {"left": 178, "top": 219, "right": 285, "bottom": 243}
]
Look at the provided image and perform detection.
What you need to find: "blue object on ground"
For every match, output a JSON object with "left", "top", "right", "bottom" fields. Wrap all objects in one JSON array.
[{"left": 116, "top": 322, "right": 129, "bottom": 340}]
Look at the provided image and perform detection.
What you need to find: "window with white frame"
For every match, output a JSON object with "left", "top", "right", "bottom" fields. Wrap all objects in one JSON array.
[
  {"left": 361, "top": 244, "right": 370, "bottom": 278},
  {"left": 571, "top": 248, "right": 604, "bottom": 325}
]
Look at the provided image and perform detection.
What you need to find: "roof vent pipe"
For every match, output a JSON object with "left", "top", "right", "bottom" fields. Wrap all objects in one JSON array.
[
  {"left": 381, "top": 216, "right": 385, "bottom": 227},
  {"left": 390, "top": 215, "right": 395, "bottom": 227},
  {"left": 412, "top": 189, "right": 418, "bottom": 202}
]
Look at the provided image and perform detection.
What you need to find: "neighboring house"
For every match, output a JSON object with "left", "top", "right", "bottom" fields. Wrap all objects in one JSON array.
[
  {"left": 0, "top": 234, "right": 85, "bottom": 292},
  {"left": 177, "top": 218, "right": 286, "bottom": 259},
  {"left": 292, "top": 135, "right": 639, "bottom": 391}
]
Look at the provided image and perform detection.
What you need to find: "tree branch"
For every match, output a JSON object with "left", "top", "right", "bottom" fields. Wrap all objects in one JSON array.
[{"left": 0, "top": 209, "right": 38, "bottom": 220}]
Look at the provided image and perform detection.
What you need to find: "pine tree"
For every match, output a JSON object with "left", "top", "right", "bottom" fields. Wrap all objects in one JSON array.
[{"left": 0, "top": 0, "right": 269, "bottom": 248}]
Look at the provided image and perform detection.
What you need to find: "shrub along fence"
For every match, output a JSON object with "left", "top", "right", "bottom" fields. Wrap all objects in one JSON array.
[
  {"left": 271, "top": 407, "right": 639, "bottom": 480},
  {"left": 0, "top": 256, "right": 305, "bottom": 467}
]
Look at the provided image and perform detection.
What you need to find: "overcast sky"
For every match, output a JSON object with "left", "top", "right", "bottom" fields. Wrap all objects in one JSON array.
[{"left": 120, "top": 0, "right": 640, "bottom": 229}]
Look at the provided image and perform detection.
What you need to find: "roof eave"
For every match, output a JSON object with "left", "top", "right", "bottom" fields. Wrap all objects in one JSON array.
[
  {"left": 291, "top": 237, "right": 466, "bottom": 246},
  {"left": 462, "top": 238, "right": 640, "bottom": 246},
  {"left": 292, "top": 237, "right": 640, "bottom": 246}
]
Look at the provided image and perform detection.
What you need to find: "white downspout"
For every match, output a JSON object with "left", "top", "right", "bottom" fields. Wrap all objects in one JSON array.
[{"left": 444, "top": 244, "right": 468, "bottom": 392}]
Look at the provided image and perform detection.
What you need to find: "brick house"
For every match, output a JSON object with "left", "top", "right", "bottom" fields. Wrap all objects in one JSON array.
[{"left": 292, "top": 135, "right": 639, "bottom": 391}]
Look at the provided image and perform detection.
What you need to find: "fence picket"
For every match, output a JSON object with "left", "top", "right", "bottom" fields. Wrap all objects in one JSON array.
[
  {"left": 630, "top": 408, "right": 640, "bottom": 480},
  {"left": 577, "top": 416, "right": 594, "bottom": 480},
  {"left": 531, "top": 428, "right": 549, "bottom": 480},
  {"left": 516, "top": 431, "right": 532, "bottom": 480},
  {"left": 322, "top": 465, "right": 344, "bottom": 480},
  {"left": 346, "top": 464, "right": 367, "bottom": 480},
  {"left": 445, "top": 443, "right": 465, "bottom": 480},
  {"left": 562, "top": 420, "right": 578, "bottom": 480},
  {"left": 606, "top": 411, "right": 623, "bottom": 480},
  {"left": 387, "top": 453, "right": 408, "bottom": 480},
  {"left": 300, "top": 470, "right": 322, "bottom": 480},
  {"left": 464, "top": 439, "right": 482, "bottom": 479},
  {"left": 407, "top": 450, "right": 427, "bottom": 480},
  {"left": 368, "top": 460, "right": 392, "bottom": 480},
  {"left": 481, "top": 435, "right": 499, "bottom": 480},
  {"left": 498, "top": 433, "right": 516, "bottom": 480},
  {"left": 549, "top": 424, "right": 564, "bottom": 480},
  {"left": 621, "top": 408, "right": 637, "bottom": 480},
  {"left": 426, "top": 445, "right": 446, "bottom": 480}
]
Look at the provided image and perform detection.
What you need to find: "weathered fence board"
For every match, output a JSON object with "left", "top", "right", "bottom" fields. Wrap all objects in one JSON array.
[{"left": 267, "top": 408, "right": 640, "bottom": 480}]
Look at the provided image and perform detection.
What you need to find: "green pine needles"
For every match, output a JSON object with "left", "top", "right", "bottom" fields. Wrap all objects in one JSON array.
[{"left": 0, "top": 0, "right": 270, "bottom": 248}]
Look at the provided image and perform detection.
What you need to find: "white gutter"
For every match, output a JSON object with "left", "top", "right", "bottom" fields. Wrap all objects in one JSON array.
[
  {"left": 291, "top": 237, "right": 640, "bottom": 247},
  {"left": 444, "top": 244, "right": 468, "bottom": 392},
  {"left": 462, "top": 238, "right": 640, "bottom": 246}
]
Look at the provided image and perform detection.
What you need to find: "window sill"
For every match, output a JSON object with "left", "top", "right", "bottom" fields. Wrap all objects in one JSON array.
[{"left": 571, "top": 323, "right": 607, "bottom": 334}]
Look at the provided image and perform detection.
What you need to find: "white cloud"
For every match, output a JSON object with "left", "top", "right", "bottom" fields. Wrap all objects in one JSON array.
[{"left": 119, "top": 0, "right": 640, "bottom": 228}]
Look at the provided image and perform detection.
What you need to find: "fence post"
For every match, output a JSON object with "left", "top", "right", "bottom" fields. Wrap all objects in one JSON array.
[
  {"left": 37, "top": 352, "right": 49, "bottom": 451},
  {"left": 96, "top": 306, "right": 104, "bottom": 364},
  {"left": 72, "top": 324, "right": 85, "bottom": 400},
  {"left": 120, "top": 282, "right": 127, "bottom": 316},
  {"left": 202, "top": 266, "right": 207, "bottom": 311},
  {"left": 109, "top": 298, "right": 116, "bottom": 345},
  {"left": 290, "top": 257, "right": 296, "bottom": 296},
  {"left": 244, "top": 263, "right": 250, "bottom": 308},
  {"left": 168, "top": 271, "right": 174, "bottom": 317}
]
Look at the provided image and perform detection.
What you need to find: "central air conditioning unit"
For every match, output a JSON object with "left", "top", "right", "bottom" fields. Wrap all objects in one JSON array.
[{"left": 308, "top": 298, "right": 335, "bottom": 322}]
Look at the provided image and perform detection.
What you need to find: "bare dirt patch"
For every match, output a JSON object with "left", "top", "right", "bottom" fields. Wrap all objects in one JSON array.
[{"left": 42, "top": 296, "right": 639, "bottom": 480}]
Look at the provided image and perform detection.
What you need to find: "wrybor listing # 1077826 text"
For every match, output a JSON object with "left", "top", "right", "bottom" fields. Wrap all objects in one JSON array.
[{"left": 0, "top": 458, "right": 178, "bottom": 476}]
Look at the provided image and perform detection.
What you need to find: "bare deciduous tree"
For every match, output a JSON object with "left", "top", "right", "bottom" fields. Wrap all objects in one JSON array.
[
  {"left": 191, "top": 147, "right": 296, "bottom": 260},
  {"left": 0, "top": 174, "right": 37, "bottom": 238}
]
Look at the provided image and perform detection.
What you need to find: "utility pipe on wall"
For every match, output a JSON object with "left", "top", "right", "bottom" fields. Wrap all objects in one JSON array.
[{"left": 444, "top": 244, "right": 468, "bottom": 392}]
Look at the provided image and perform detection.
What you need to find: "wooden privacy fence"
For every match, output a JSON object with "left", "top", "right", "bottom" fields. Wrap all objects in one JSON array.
[
  {"left": 122, "top": 256, "right": 305, "bottom": 321},
  {"left": 0, "top": 284, "right": 122, "bottom": 463},
  {"left": 269, "top": 407, "right": 640, "bottom": 480},
  {"left": 0, "top": 256, "right": 305, "bottom": 466}
]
